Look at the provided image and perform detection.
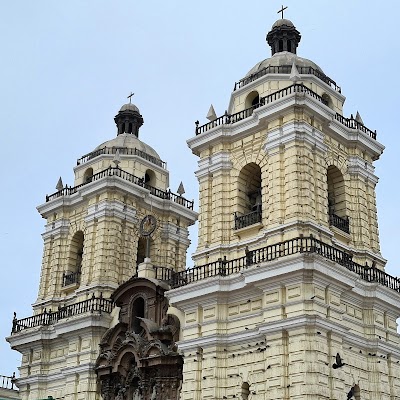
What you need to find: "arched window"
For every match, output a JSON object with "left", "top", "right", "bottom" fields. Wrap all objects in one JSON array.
[
  {"left": 131, "top": 297, "right": 145, "bottom": 334},
  {"left": 144, "top": 169, "right": 156, "bottom": 187},
  {"left": 235, "top": 163, "right": 262, "bottom": 230},
  {"left": 327, "top": 166, "right": 349, "bottom": 233},
  {"left": 64, "top": 231, "right": 84, "bottom": 286},
  {"left": 322, "top": 93, "right": 332, "bottom": 108},
  {"left": 241, "top": 382, "right": 250, "bottom": 400},
  {"left": 279, "top": 39, "right": 284, "bottom": 52},
  {"left": 287, "top": 40, "right": 292, "bottom": 52},
  {"left": 83, "top": 168, "right": 93, "bottom": 183},
  {"left": 128, "top": 122, "right": 132, "bottom": 133},
  {"left": 245, "top": 91, "right": 260, "bottom": 110}
]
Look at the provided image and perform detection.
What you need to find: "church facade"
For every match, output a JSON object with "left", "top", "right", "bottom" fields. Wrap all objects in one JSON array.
[{"left": 7, "top": 16, "right": 400, "bottom": 400}]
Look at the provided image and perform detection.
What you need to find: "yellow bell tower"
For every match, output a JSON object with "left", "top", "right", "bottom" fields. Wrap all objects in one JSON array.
[
  {"left": 8, "top": 102, "right": 197, "bottom": 400},
  {"left": 189, "top": 17, "right": 383, "bottom": 270},
  {"left": 167, "top": 17, "right": 400, "bottom": 400}
]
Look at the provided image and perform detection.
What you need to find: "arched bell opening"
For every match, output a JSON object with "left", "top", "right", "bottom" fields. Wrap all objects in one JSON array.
[
  {"left": 327, "top": 165, "right": 349, "bottom": 233},
  {"left": 235, "top": 163, "right": 262, "bottom": 230},
  {"left": 83, "top": 167, "right": 93, "bottom": 183},
  {"left": 64, "top": 231, "right": 84, "bottom": 286}
]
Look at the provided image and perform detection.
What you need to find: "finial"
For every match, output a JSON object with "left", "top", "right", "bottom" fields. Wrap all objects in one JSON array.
[
  {"left": 177, "top": 182, "right": 185, "bottom": 196},
  {"left": 113, "top": 149, "right": 121, "bottom": 167},
  {"left": 127, "top": 92, "right": 134, "bottom": 104},
  {"left": 355, "top": 111, "right": 364, "bottom": 125},
  {"left": 289, "top": 61, "right": 301, "bottom": 82},
  {"left": 278, "top": 5, "right": 288, "bottom": 19},
  {"left": 206, "top": 104, "right": 217, "bottom": 121},
  {"left": 56, "top": 177, "right": 63, "bottom": 191}
]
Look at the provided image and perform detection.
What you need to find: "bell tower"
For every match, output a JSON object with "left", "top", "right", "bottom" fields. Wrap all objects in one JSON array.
[
  {"left": 167, "top": 17, "right": 400, "bottom": 400},
  {"left": 189, "top": 19, "right": 383, "bottom": 271},
  {"left": 8, "top": 102, "right": 197, "bottom": 400}
]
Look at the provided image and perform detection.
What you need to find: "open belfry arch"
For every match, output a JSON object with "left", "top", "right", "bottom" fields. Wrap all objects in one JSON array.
[{"left": 6, "top": 10, "right": 400, "bottom": 400}]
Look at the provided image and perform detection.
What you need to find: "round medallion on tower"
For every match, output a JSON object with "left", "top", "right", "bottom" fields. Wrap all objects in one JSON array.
[
  {"left": 114, "top": 102, "right": 144, "bottom": 137},
  {"left": 266, "top": 18, "right": 301, "bottom": 56}
]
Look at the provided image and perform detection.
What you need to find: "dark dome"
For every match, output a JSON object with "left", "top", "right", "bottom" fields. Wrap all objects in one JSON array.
[
  {"left": 272, "top": 18, "right": 294, "bottom": 28},
  {"left": 119, "top": 103, "right": 140, "bottom": 113}
]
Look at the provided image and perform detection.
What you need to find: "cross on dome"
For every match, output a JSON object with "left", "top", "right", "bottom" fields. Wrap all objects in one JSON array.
[
  {"left": 277, "top": 5, "right": 288, "bottom": 19},
  {"left": 127, "top": 92, "right": 134, "bottom": 104}
]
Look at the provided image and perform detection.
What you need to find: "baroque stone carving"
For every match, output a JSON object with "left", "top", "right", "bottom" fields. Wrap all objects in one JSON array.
[{"left": 96, "top": 277, "right": 182, "bottom": 400}]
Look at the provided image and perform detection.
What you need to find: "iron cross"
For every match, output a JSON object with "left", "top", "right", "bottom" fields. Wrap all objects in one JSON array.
[
  {"left": 278, "top": 5, "right": 288, "bottom": 19},
  {"left": 127, "top": 92, "right": 134, "bottom": 104}
]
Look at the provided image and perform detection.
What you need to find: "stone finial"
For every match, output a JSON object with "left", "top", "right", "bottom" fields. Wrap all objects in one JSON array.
[
  {"left": 113, "top": 149, "right": 121, "bottom": 167},
  {"left": 289, "top": 61, "right": 301, "bottom": 82},
  {"left": 56, "top": 177, "right": 63, "bottom": 191},
  {"left": 177, "top": 182, "right": 185, "bottom": 196},
  {"left": 355, "top": 111, "right": 364, "bottom": 125},
  {"left": 206, "top": 104, "right": 217, "bottom": 121}
]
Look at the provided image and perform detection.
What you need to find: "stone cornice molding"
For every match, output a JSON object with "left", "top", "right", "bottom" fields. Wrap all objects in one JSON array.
[
  {"left": 195, "top": 152, "right": 232, "bottom": 179},
  {"left": 347, "top": 156, "right": 379, "bottom": 185},
  {"left": 85, "top": 200, "right": 138, "bottom": 225},
  {"left": 167, "top": 253, "right": 400, "bottom": 311},
  {"left": 160, "top": 223, "right": 191, "bottom": 246},
  {"left": 265, "top": 121, "right": 327, "bottom": 154},
  {"left": 328, "top": 120, "right": 384, "bottom": 160},
  {"left": 6, "top": 313, "right": 112, "bottom": 348},
  {"left": 37, "top": 176, "right": 198, "bottom": 223},
  {"left": 41, "top": 218, "right": 70, "bottom": 240}
]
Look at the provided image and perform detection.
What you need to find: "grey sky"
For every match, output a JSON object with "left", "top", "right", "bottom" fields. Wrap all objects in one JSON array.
[{"left": 1, "top": 0, "right": 399, "bottom": 374}]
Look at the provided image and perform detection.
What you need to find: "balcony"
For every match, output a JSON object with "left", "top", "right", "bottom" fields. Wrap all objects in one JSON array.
[
  {"left": 234, "top": 210, "right": 262, "bottom": 230},
  {"left": 329, "top": 213, "right": 350, "bottom": 234},
  {"left": 0, "top": 374, "right": 16, "bottom": 390},
  {"left": 62, "top": 270, "right": 81, "bottom": 287},
  {"left": 11, "top": 294, "right": 113, "bottom": 334},
  {"left": 45, "top": 166, "right": 194, "bottom": 210},
  {"left": 234, "top": 64, "right": 341, "bottom": 92},
  {"left": 168, "top": 237, "right": 400, "bottom": 294},
  {"left": 77, "top": 146, "right": 166, "bottom": 169},
  {"left": 195, "top": 84, "right": 377, "bottom": 140}
]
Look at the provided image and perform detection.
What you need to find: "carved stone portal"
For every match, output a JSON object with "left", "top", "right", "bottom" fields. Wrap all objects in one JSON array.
[{"left": 96, "top": 277, "right": 182, "bottom": 400}]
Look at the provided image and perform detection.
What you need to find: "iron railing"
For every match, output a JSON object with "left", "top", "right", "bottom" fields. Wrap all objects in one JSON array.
[
  {"left": 234, "top": 64, "right": 341, "bottom": 92},
  {"left": 154, "top": 265, "right": 175, "bottom": 281},
  {"left": 168, "top": 236, "right": 400, "bottom": 292},
  {"left": 195, "top": 84, "right": 377, "bottom": 140},
  {"left": 329, "top": 213, "right": 350, "bottom": 234},
  {"left": 45, "top": 166, "right": 194, "bottom": 210},
  {"left": 77, "top": 146, "right": 166, "bottom": 169},
  {"left": 234, "top": 211, "right": 262, "bottom": 230},
  {"left": 0, "top": 374, "right": 16, "bottom": 390},
  {"left": 11, "top": 294, "right": 114, "bottom": 334},
  {"left": 62, "top": 270, "right": 81, "bottom": 287},
  {"left": 335, "top": 113, "right": 377, "bottom": 140}
]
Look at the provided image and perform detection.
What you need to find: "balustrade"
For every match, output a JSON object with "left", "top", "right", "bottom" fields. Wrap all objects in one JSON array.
[
  {"left": 11, "top": 294, "right": 113, "bottom": 334},
  {"left": 76, "top": 146, "right": 166, "bottom": 169},
  {"left": 234, "top": 211, "right": 262, "bottom": 230},
  {"left": 168, "top": 236, "right": 400, "bottom": 293},
  {"left": 195, "top": 84, "right": 376, "bottom": 140},
  {"left": 45, "top": 166, "right": 194, "bottom": 210},
  {"left": 0, "top": 374, "right": 16, "bottom": 390},
  {"left": 234, "top": 64, "right": 341, "bottom": 92},
  {"left": 329, "top": 213, "right": 350, "bottom": 234}
]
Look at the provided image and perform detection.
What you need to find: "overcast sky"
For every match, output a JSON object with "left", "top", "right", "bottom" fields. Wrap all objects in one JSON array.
[{"left": 1, "top": 0, "right": 399, "bottom": 375}]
